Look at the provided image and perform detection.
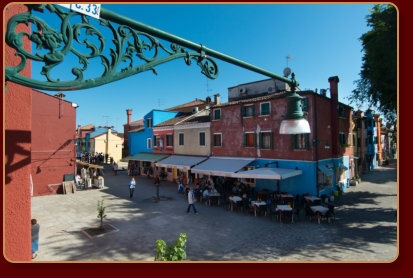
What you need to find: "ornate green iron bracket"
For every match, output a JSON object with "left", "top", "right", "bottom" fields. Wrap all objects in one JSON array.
[{"left": 5, "top": 4, "right": 297, "bottom": 91}]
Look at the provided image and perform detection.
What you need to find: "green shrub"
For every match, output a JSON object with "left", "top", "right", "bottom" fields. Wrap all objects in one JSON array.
[
  {"left": 97, "top": 199, "right": 106, "bottom": 229},
  {"left": 155, "top": 233, "right": 187, "bottom": 261}
]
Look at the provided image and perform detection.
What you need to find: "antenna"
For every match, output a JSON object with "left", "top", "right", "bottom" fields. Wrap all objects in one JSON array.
[
  {"left": 102, "top": 115, "right": 111, "bottom": 127},
  {"left": 286, "top": 55, "right": 295, "bottom": 67},
  {"left": 283, "top": 55, "right": 295, "bottom": 77},
  {"left": 206, "top": 76, "right": 213, "bottom": 98}
]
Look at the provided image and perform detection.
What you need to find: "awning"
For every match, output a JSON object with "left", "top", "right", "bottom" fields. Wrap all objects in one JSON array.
[
  {"left": 318, "top": 164, "right": 334, "bottom": 176},
  {"left": 122, "top": 153, "right": 169, "bottom": 162},
  {"left": 155, "top": 155, "right": 208, "bottom": 170},
  {"left": 76, "top": 160, "right": 104, "bottom": 169},
  {"left": 234, "top": 167, "right": 302, "bottom": 180},
  {"left": 191, "top": 157, "right": 255, "bottom": 177}
]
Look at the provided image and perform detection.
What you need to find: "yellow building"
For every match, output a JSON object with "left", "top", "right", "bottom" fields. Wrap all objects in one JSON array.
[{"left": 90, "top": 129, "right": 124, "bottom": 163}]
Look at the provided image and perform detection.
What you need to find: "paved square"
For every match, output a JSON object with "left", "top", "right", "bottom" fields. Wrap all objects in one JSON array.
[{"left": 31, "top": 162, "right": 397, "bottom": 261}]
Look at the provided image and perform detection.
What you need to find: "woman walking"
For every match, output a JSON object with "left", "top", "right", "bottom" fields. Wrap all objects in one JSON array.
[
  {"left": 129, "top": 177, "right": 136, "bottom": 198},
  {"left": 31, "top": 219, "right": 40, "bottom": 259}
]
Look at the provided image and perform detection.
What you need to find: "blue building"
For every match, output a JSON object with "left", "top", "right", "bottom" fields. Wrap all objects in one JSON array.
[{"left": 128, "top": 110, "right": 178, "bottom": 156}]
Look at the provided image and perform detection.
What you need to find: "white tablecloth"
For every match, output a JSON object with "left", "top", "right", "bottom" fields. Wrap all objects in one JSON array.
[
  {"left": 251, "top": 201, "right": 266, "bottom": 207},
  {"left": 229, "top": 196, "right": 242, "bottom": 202},
  {"left": 276, "top": 205, "right": 293, "bottom": 211},
  {"left": 310, "top": 205, "right": 329, "bottom": 215},
  {"left": 305, "top": 196, "right": 321, "bottom": 202}
]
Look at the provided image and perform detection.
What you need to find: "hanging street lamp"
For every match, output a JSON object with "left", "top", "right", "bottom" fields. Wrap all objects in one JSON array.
[{"left": 5, "top": 4, "right": 310, "bottom": 134}]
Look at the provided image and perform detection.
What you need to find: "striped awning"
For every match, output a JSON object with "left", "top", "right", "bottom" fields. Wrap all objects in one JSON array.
[
  {"left": 122, "top": 153, "right": 170, "bottom": 162},
  {"left": 155, "top": 155, "right": 208, "bottom": 170}
]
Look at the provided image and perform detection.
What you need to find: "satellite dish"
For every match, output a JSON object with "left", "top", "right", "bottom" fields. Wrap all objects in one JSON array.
[{"left": 283, "top": 67, "right": 291, "bottom": 77}]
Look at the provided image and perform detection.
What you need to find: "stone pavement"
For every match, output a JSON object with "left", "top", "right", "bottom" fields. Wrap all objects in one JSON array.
[{"left": 31, "top": 161, "right": 397, "bottom": 261}]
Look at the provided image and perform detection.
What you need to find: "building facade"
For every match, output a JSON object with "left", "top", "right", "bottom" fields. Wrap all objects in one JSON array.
[
  {"left": 90, "top": 128, "right": 124, "bottom": 163},
  {"left": 31, "top": 90, "right": 77, "bottom": 196},
  {"left": 209, "top": 76, "right": 353, "bottom": 197}
]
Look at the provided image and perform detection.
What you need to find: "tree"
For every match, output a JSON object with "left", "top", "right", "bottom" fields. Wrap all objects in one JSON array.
[
  {"left": 97, "top": 199, "right": 106, "bottom": 229},
  {"left": 155, "top": 233, "right": 187, "bottom": 261},
  {"left": 350, "top": 4, "right": 397, "bottom": 125}
]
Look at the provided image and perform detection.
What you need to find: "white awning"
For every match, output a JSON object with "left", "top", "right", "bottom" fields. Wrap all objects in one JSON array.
[
  {"left": 155, "top": 155, "right": 208, "bottom": 170},
  {"left": 319, "top": 164, "right": 334, "bottom": 176},
  {"left": 234, "top": 167, "right": 302, "bottom": 180},
  {"left": 191, "top": 157, "right": 255, "bottom": 177}
]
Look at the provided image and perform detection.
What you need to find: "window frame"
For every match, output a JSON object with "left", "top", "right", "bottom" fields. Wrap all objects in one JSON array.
[
  {"left": 243, "top": 132, "right": 257, "bottom": 148},
  {"left": 166, "top": 134, "right": 173, "bottom": 148},
  {"left": 199, "top": 131, "right": 206, "bottom": 146},
  {"left": 259, "top": 131, "right": 273, "bottom": 149},
  {"left": 213, "top": 133, "right": 222, "bottom": 147},
  {"left": 242, "top": 104, "right": 255, "bottom": 118},
  {"left": 146, "top": 118, "right": 153, "bottom": 128},
  {"left": 178, "top": 132, "right": 184, "bottom": 146},
  {"left": 260, "top": 102, "right": 271, "bottom": 116},
  {"left": 147, "top": 137, "right": 152, "bottom": 149},
  {"left": 213, "top": 109, "right": 221, "bottom": 121}
]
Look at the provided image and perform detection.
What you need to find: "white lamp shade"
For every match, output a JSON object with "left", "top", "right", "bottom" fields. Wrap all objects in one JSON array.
[{"left": 279, "top": 118, "right": 311, "bottom": 134}]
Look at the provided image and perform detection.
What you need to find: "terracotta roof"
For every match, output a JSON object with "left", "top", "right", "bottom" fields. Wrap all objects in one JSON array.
[
  {"left": 177, "top": 110, "right": 211, "bottom": 125},
  {"left": 212, "top": 91, "right": 289, "bottom": 108},
  {"left": 124, "top": 119, "right": 144, "bottom": 126},
  {"left": 165, "top": 99, "right": 206, "bottom": 111},
  {"left": 79, "top": 124, "right": 95, "bottom": 130},
  {"left": 129, "top": 127, "right": 144, "bottom": 133},
  {"left": 154, "top": 112, "right": 193, "bottom": 127}
]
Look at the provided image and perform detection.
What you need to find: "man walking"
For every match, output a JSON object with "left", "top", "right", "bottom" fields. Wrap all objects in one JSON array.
[
  {"left": 187, "top": 187, "right": 198, "bottom": 214},
  {"left": 154, "top": 174, "right": 160, "bottom": 201}
]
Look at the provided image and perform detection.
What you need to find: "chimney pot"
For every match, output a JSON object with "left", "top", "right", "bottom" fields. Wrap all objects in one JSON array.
[
  {"left": 126, "top": 109, "right": 132, "bottom": 125},
  {"left": 213, "top": 93, "right": 220, "bottom": 105}
]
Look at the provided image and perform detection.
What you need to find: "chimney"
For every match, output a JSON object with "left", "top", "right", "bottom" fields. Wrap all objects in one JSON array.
[
  {"left": 77, "top": 125, "right": 81, "bottom": 135},
  {"left": 192, "top": 106, "right": 199, "bottom": 114},
  {"left": 328, "top": 76, "right": 339, "bottom": 157},
  {"left": 54, "top": 92, "right": 66, "bottom": 99},
  {"left": 126, "top": 109, "right": 132, "bottom": 125},
  {"left": 214, "top": 93, "right": 220, "bottom": 105}
]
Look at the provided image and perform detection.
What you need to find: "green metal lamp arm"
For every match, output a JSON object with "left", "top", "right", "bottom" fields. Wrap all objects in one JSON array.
[{"left": 5, "top": 4, "right": 297, "bottom": 92}]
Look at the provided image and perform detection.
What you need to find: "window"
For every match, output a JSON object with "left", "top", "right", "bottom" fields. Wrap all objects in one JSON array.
[
  {"left": 260, "top": 102, "right": 270, "bottom": 116},
  {"left": 166, "top": 134, "right": 173, "bottom": 147},
  {"left": 291, "top": 134, "right": 309, "bottom": 150},
  {"left": 259, "top": 132, "right": 273, "bottom": 149},
  {"left": 339, "top": 132, "right": 346, "bottom": 145},
  {"left": 146, "top": 118, "right": 153, "bottom": 128},
  {"left": 338, "top": 106, "right": 345, "bottom": 117},
  {"left": 242, "top": 104, "right": 255, "bottom": 117},
  {"left": 243, "top": 133, "right": 257, "bottom": 147},
  {"left": 179, "top": 133, "right": 184, "bottom": 146},
  {"left": 301, "top": 98, "right": 309, "bottom": 112},
  {"left": 147, "top": 138, "right": 152, "bottom": 149},
  {"left": 153, "top": 134, "right": 160, "bottom": 147},
  {"left": 199, "top": 132, "right": 206, "bottom": 146},
  {"left": 213, "top": 109, "right": 221, "bottom": 120},
  {"left": 213, "top": 133, "right": 222, "bottom": 147}
]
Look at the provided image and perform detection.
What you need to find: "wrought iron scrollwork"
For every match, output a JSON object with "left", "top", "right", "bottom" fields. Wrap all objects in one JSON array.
[{"left": 5, "top": 4, "right": 219, "bottom": 91}]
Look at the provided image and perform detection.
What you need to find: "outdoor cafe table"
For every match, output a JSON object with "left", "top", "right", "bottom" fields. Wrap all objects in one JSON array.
[
  {"left": 277, "top": 194, "right": 294, "bottom": 198},
  {"left": 276, "top": 205, "right": 293, "bottom": 223},
  {"left": 208, "top": 192, "right": 221, "bottom": 206},
  {"left": 229, "top": 196, "right": 242, "bottom": 211},
  {"left": 251, "top": 200, "right": 266, "bottom": 216},
  {"left": 304, "top": 196, "right": 321, "bottom": 202},
  {"left": 310, "top": 205, "right": 329, "bottom": 224}
]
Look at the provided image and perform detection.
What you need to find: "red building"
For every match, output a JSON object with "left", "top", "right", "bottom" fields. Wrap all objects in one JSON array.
[
  {"left": 5, "top": 4, "right": 32, "bottom": 261},
  {"left": 31, "top": 90, "right": 77, "bottom": 196},
  {"left": 209, "top": 77, "right": 354, "bottom": 196}
]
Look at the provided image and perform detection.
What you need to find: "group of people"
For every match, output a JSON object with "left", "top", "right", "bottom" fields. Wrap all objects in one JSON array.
[
  {"left": 79, "top": 152, "right": 112, "bottom": 165},
  {"left": 75, "top": 166, "right": 104, "bottom": 189}
]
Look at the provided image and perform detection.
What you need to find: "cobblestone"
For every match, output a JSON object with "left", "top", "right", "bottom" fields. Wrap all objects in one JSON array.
[{"left": 31, "top": 161, "right": 397, "bottom": 261}]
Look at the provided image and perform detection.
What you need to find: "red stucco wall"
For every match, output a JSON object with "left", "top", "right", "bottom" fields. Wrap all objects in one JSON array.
[
  {"left": 4, "top": 4, "right": 32, "bottom": 262},
  {"left": 211, "top": 95, "right": 314, "bottom": 161},
  {"left": 31, "top": 90, "right": 76, "bottom": 196},
  {"left": 153, "top": 129, "right": 174, "bottom": 154}
]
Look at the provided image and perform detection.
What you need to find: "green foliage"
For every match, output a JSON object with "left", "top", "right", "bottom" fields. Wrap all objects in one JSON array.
[
  {"left": 155, "top": 233, "right": 187, "bottom": 261},
  {"left": 97, "top": 199, "right": 106, "bottom": 228},
  {"left": 350, "top": 4, "right": 397, "bottom": 125}
]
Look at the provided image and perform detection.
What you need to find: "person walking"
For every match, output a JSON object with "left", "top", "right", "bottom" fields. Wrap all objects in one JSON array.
[
  {"left": 186, "top": 187, "right": 198, "bottom": 214},
  {"left": 154, "top": 174, "right": 160, "bottom": 201},
  {"left": 129, "top": 177, "right": 136, "bottom": 198},
  {"left": 113, "top": 162, "right": 118, "bottom": 176},
  {"left": 31, "top": 219, "right": 40, "bottom": 259}
]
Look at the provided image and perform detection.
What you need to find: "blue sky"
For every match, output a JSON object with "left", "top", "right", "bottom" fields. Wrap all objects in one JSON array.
[{"left": 31, "top": 3, "right": 375, "bottom": 132}]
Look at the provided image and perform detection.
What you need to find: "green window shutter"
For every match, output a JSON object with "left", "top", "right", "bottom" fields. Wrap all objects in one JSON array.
[
  {"left": 243, "top": 133, "right": 247, "bottom": 147},
  {"left": 252, "top": 105, "right": 256, "bottom": 116},
  {"left": 290, "top": 135, "right": 295, "bottom": 149},
  {"left": 259, "top": 132, "right": 263, "bottom": 149},
  {"left": 305, "top": 134, "right": 310, "bottom": 150},
  {"left": 253, "top": 133, "right": 257, "bottom": 147},
  {"left": 242, "top": 106, "right": 246, "bottom": 117},
  {"left": 213, "top": 135, "right": 216, "bottom": 147},
  {"left": 270, "top": 132, "right": 274, "bottom": 149},
  {"left": 302, "top": 98, "right": 308, "bottom": 112}
]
